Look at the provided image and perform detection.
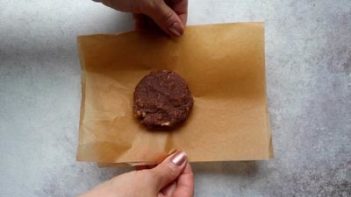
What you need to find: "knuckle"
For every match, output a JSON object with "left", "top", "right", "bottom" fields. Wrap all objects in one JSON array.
[
  {"left": 143, "top": 170, "right": 156, "bottom": 182},
  {"left": 142, "top": 170, "right": 160, "bottom": 188},
  {"left": 163, "top": 10, "right": 175, "bottom": 25},
  {"left": 164, "top": 163, "right": 178, "bottom": 176},
  {"left": 143, "top": 0, "right": 159, "bottom": 14}
]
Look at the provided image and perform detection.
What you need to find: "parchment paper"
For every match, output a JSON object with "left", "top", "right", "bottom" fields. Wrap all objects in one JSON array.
[{"left": 77, "top": 22, "right": 273, "bottom": 164}]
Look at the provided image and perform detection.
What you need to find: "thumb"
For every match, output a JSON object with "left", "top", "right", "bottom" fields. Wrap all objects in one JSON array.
[
  {"left": 144, "top": 1, "right": 184, "bottom": 37},
  {"left": 150, "top": 151, "right": 188, "bottom": 190}
]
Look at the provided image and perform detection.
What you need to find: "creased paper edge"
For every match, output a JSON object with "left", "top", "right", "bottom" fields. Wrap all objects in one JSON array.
[{"left": 76, "top": 37, "right": 88, "bottom": 161}]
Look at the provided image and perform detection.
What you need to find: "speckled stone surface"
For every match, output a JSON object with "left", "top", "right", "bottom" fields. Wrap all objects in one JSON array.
[{"left": 0, "top": 0, "right": 350, "bottom": 196}]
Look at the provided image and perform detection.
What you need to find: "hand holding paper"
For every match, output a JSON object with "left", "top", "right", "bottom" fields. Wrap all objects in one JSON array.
[{"left": 96, "top": 0, "right": 188, "bottom": 37}]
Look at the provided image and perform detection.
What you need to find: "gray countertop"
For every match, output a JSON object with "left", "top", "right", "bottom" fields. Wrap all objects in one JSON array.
[{"left": 0, "top": 0, "right": 350, "bottom": 196}]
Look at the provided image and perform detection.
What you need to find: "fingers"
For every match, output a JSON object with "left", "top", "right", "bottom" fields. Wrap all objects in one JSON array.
[
  {"left": 102, "top": 0, "right": 188, "bottom": 37},
  {"left": 166, "top": 0, "right": 188, "bottom": 25},
  {"left": 144, "top": 0, "right": 185, "bottom": 37},
  {"left": 173, "top": 162, "right": 194, "bottom": 197},
  {"left": 149, "top": 151, "right": 188, "bottom": 191},
  {"left": 160, "top": 182, "right": 177, "bottom": 197},
  {"left": 133, "top": 14, "right": 160, "bottom": 32}
]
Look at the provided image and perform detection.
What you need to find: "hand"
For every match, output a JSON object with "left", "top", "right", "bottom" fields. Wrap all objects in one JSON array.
[
  {"left": 99, "top": 0, "right": 188, "bottom": 37},
  {"left": 80, "top": 151, "right": 194, "bottom": 197}
]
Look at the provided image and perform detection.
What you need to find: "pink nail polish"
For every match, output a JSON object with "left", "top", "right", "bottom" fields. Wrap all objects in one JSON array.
[
  {"left": 171, "top": 151, "right": 187, "bottom": 166},
  {"left": 168, "top": 22, "right": 182, "bottom": 37}
]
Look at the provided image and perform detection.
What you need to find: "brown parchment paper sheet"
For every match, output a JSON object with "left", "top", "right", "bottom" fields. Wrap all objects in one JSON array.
[{"left": 77, "top": 22, "right": 273, "bottom": 164}]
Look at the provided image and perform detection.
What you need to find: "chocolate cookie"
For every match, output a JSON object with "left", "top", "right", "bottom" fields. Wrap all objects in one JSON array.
[{"left": 133, "top": 70, "right": 193, "bottom": 129}]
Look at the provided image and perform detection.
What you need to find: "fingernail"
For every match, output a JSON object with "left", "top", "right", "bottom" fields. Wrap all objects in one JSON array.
[
  {"left": 168, "top": 22, "right": 182, "bottom": 37},
  {"left": 170, "top": 151, "right": 187, "bottom": 166}
]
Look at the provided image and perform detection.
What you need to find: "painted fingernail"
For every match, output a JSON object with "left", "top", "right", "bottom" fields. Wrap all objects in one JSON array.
[
  {"left": 168, "top": 22, "right": 182, "bottom": 37},
  {"left": 171, "top": 151, "right": 187, "bottom": 166}
]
